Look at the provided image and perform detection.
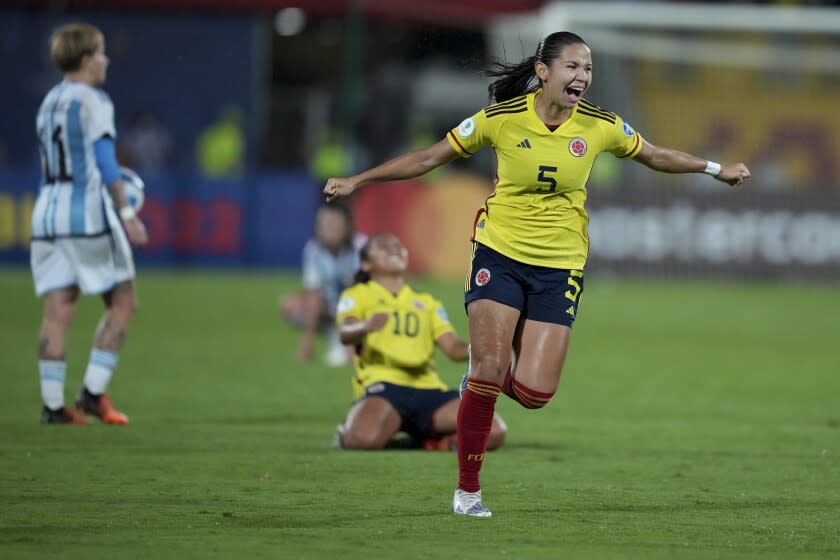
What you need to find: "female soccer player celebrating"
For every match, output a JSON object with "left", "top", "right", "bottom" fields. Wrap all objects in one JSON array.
[
  {"left": 334, "top": 232, "right": 507, "bottom": 452},
  {"left": 324, "top": 31, "right": 750, "bottom": 516}
]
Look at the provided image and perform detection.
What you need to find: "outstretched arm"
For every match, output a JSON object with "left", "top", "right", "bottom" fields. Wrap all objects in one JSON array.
[
  {"left": 436, "top": 332, "right": 469, "bottom": 362},
  {"left": 634, "top": 141, "right": 751, "bottom": 188},
  {"left": 324, "top": 139, "right": 460, "bottom": 201}
]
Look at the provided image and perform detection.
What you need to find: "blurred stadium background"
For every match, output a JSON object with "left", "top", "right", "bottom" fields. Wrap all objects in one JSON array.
[
  {"left": 2, "top": 1, "right": 839, "bottom": 558},
  {"left": 2, "top": 0, "right": 840, "bottom": 279}
]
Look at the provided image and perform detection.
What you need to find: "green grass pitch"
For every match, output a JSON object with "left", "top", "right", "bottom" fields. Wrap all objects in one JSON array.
[{"left": 1, "top": 269, "right": 838, "bottom": 559}]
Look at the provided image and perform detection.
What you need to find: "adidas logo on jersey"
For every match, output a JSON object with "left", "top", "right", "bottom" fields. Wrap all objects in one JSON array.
[{"left": 516, "top": 139, "right": 532, "bottom": 149}]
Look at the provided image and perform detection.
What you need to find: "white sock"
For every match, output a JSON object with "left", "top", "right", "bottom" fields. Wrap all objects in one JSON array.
[
  {"left": 39, "top": 360, "right": 66, "bottom": 410},
  {"left": 324, "top": 328, "right": 349, "bottom": 366},
  {"left": 326, "top": 328, "right": 342, "bottom": 351},
  {"left": 83, "top": 348, "right": 119, "bottom": 395}
]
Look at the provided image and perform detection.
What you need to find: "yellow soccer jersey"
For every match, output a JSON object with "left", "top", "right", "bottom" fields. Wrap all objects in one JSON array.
[
  {"left": 336, "top": 280, "right": 456, "bottom": 399},
  {"left": 447, "top": 89, "right": 644, "bottom": 270}
]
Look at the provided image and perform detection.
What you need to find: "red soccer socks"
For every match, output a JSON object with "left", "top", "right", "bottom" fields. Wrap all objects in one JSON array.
[{"left": 457, "top": 378, "right": 500, "bottom": 492}]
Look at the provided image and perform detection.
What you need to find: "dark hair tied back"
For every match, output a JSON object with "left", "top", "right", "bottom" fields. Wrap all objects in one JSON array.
[
  {"left": 352, "top": 234, "right": 376, "bottom": 285},
  {"left": 486, "top": 31, "right": 587, "bottom": 103},
  {"left": 353, "top": 269, "right": 371, "bottom": 285}
]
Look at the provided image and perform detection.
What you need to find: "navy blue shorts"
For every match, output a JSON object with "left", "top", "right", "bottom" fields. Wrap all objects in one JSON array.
[
  {"left": 363, "top": 382, "right": 459, "bottom": 439},
  {"left": 465, "top": 243, "right": 584, "bottom": 327}
]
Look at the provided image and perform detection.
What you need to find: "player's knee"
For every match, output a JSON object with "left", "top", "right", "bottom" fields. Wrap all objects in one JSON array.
[
  {"left": 487, "top": 430, "right": 506, "bottom": 450},
  {"left": 111, "top": 294, "right": 138, "bottom": 318},
  {"left": 280, "top": 294, "right": 300, "bottom": 320},
  {"left": 42, "top": 310, "right": 73, "bottom": 334},
  {"left": 470, "top": 354, "right": 507, "bottom": 384},
  {"left": 105, "top": 282, "right": 138, "bottom": 314},
  {"left": 340, "top": 429, "right": 385, "bottom": 450}
]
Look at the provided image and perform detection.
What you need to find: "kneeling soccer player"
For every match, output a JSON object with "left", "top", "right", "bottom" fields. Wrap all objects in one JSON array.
[{"left": 334, "top": 233, "right": 507, "bottom": 451}]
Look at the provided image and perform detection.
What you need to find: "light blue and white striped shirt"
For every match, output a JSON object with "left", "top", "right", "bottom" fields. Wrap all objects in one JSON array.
[
  {"left": 31, "top": 81, "right": 117, "bottom": 239},
  {"left": 301, "top": 233, "right": 366, "bottom": 313}
]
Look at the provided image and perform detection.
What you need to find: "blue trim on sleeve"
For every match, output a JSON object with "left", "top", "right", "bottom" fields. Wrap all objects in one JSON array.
[{"left": 94, "top": 136, "right": 120, "bottom": 186}]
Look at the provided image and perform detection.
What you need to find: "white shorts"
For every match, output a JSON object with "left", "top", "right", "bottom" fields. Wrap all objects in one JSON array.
[{"left": 31, "top": 211, "right": 135, "bottom": 296}]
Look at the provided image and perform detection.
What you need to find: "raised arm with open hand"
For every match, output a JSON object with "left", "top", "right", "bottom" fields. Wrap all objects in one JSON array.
[{"left": 323, "top": 138, "right": 459, "bottom": 202}]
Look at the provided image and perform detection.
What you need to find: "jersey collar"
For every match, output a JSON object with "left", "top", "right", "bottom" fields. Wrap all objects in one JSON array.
[
  {"left": 529, "top": 88, "right": 578, "bottom": 134},
  {"left": 369, "top": 279, "right": 408, "bottom": 299}
]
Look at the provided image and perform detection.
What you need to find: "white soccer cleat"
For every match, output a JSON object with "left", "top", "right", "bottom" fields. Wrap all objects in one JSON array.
[
  {"left": 458, "top": 369, "right": 469, "bottom": 398},
  {"left": 452, "top": 488, "right": 492, "bottom": 517},
  {"left": 459, "top": 345, "right": 471, "bottom": 398}
]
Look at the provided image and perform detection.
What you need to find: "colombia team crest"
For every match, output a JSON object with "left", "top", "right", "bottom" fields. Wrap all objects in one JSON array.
[
  {"left": 475, "top": 268, "right": 491, "bottom": 287},
  {"left": 568, "top": 137, "right": 588, "bottom": 157}
]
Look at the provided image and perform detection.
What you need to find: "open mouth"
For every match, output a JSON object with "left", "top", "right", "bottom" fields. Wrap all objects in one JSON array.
[{"left": 565, "top": 86, "right": 583, "bottom": 98}]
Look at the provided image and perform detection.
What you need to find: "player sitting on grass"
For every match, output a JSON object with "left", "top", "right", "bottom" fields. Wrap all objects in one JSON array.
[
  {"left": 280, "top": 202, "right": 364, "bottom": 367},
  {"left": 334, "top": 232, "right": 507, "bottom": 451}
]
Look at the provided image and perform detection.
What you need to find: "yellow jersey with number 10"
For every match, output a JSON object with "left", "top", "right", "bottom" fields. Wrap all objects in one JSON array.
[
  {"left": 446, "top": 89, "right": 644, "bottom": 270},
  {"left": 336, "top": 280, "right": 456, "bottom": 399}
]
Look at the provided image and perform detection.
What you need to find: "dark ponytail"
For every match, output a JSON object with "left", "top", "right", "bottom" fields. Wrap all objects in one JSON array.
[
  {"left": 353, "top": 269, "right": 371, "bottom": 285},
  {"left": 352, "top": 235, "right": 375, "bottom": 285},
  {"left": 486, "top": 56, "right": 539, "bottom": 105},
  {"left": 486, "top": 31, "right": 588, "bottom": 103}
]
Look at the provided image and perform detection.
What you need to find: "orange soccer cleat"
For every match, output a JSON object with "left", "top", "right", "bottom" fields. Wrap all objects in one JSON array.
[
  {"left": 41, "top": 406, "right": 91, "bottom": 425},
  {"left": 75, "top": 390, "right": 129, "bottom": 425}
]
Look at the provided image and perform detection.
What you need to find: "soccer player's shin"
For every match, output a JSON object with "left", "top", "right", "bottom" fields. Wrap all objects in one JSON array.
[{"left": 457, "top": 378, "right": 500, "bottom": 492}]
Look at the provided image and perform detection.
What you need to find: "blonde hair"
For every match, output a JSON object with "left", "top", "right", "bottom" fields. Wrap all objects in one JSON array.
[{"left": 50, "top": 23, "right": 104, "bottom": 73}]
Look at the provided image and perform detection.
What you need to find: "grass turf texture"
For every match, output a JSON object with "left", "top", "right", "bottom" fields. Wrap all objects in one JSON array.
[{"left": 1, "top": 269, "right": 838, "bottom": 559}]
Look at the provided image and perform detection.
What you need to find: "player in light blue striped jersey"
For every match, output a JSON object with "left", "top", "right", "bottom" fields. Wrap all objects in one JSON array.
[
  {"left": 280, "top": 203, "right": 365, "bottom": 367},
  {"left": 31, "top": 23, "right": 148, "bottom": 424}
]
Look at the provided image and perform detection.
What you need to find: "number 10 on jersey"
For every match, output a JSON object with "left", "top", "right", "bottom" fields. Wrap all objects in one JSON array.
[{"left": 391, "top": 311, "right": 419, "bottom": 338}]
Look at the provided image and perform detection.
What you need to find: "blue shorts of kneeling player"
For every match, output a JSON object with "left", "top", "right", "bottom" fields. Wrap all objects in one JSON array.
[{"left": 362, "top": 382, "right": 459, "bottom": 441}]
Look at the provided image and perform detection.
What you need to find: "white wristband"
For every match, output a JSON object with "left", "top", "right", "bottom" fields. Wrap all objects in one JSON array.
[
  {"left": 704, "top": 161, "right": 721, "bottom": 177},
  {"left": 119, "top": 206, "right": 136, "bottom": 221}
]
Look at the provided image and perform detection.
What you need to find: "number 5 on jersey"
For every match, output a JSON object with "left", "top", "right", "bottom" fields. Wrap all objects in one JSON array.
[{"left": 536, "top": 165, "right": 558, "bottom": 193}]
